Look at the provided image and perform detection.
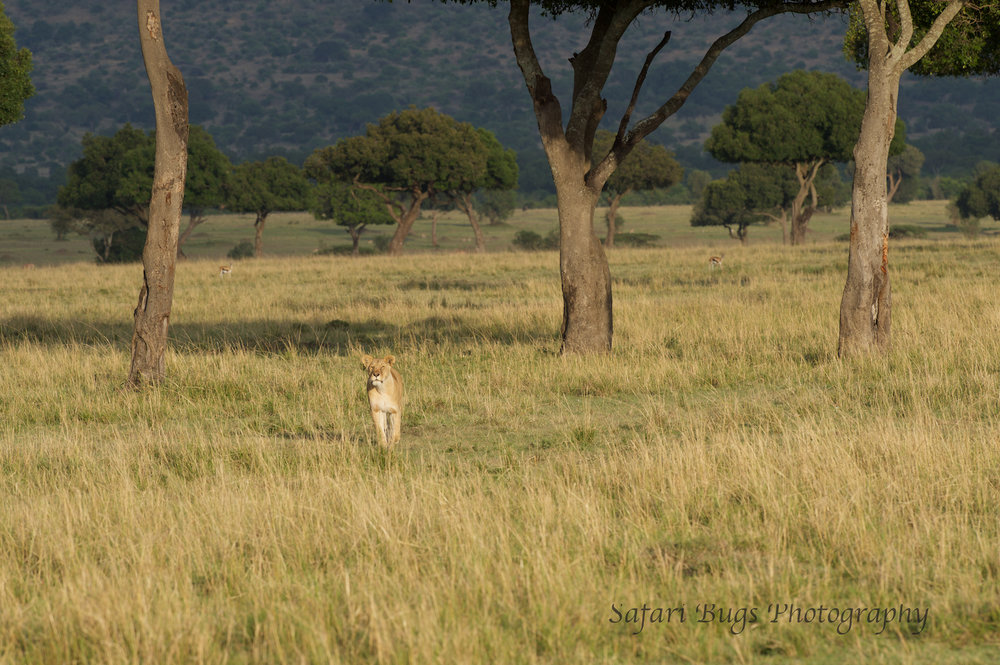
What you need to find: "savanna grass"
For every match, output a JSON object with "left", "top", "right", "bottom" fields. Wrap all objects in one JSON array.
[{"left": 1, "top": 240, "right": 999, "bottom": 664}]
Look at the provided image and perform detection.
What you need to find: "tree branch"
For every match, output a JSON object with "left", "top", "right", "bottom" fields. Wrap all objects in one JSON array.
[
  {"left": 626, "top": 0, "right": 848, "bottom": 146},
  {"left": 353, "top": 175, "right": 403, "bottom": 222},
  {"left": 615, "top": 31, "right": 671, "bottom": 148},
  {"left": 899, "top": 0, "right": 966, "bottom": 70}
]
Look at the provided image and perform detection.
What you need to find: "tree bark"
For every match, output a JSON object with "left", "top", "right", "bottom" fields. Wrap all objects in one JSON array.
[
  {"left": 177, "top": 209, "right": 205, "bottom": 258},
  {"left": 349, "top": 223, "right": 365, "bottom": 256},
  {"left": 838, "top": 68, "right": 896, "bottom": 356},
  {"left": 837, "top": 0, "right": 963, "bottom": 356},
  {"left": 127, "top": 0, "right": 188, "bottom": 388},
  {"left": 386, "top": 190, "right": 428, "bottom": 256},
  {"left": 254, "top": 211, "right": 266, "bottom": 257},
  {"left": 430, "top": 210, "right": 440, "bottom": 248},
  {"left": 789, "top": 160, "right": 822, "bottom": 245},
  {"left": 552, "top": 151, "right": 612, "bottom": 353},
  {"left": 456, "top": 192, "right": 486, "bottom": 252},
  {"left": 604, "top": 190, "right": 628, "bottom": 248}
]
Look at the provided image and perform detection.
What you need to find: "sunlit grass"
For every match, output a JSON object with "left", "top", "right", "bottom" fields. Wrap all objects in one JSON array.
[{"left": 2, "top": 234, "right": 1000, "bottom": 663}]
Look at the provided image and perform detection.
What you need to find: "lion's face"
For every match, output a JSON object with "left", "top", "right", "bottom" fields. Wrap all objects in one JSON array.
[{"left": 362, "top": 354, "right": 396, "bottom": 387}]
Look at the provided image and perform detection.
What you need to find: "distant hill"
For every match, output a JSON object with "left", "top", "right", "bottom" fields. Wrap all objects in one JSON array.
[{"left": 2, "top": 0, "right": 999, "bottom": 209}]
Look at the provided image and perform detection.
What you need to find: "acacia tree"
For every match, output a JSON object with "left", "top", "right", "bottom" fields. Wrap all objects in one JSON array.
[
  {"left": 311, "top": 179, "right": 393, "bottom": 256},
  {"left": 705, "top": 70, "right": 903, "bottom": 245},
  {"left": 886, "top": 144, "right": 925, "bottom": 203},
  {"left": 113, "top": 125, "right": 232, "bottom": 258},
  {"left": 452, "top": 0, "right": 847, "bottom": 353},
  {"left": 691, "top": 163, "right": 798, "bottom": 245},
  {"left": 592, "top": 130, "right": 682, "bottom": 247},
  {"left": 836, "top": 0, "right": 998, "bottom": 356},
  {"left": 955, "top": 164, "right": 1000, "bottom": 222},
  {"left": 304, "top": 107, "right": 487, "bottom": 256},
  {"left": 448, "top": 128, "right": 518, "bottom": 252},
  {"left": 127, "top": 0, "right": 188, "bottom": 388},
  {"left": 226, "top": 156, "right": 311, "bottom": 257},
  {"left": 0, "top": 2, "right": 32, "bottom": 127}
]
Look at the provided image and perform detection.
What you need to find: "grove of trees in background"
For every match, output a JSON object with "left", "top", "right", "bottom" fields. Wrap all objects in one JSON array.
[
  {"left": 304, "top": 107, "right": 517, "bottom": 256},
  {"left": 226, "top": 156, "right": 312, "bottom": 258}
]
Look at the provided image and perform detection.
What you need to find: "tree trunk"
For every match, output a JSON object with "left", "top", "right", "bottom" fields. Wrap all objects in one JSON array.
[
  {"left": 552, "top": 159, "right": 611, "bottom": 353},
  {"left": 127, "top": 0, "right": 188, "bottom": 388},
  {"left": 177, "top": 209, "right": 205, "bottom": 259},
  {"left": 789, "top": 161, "right": 822, "bottom": 245},
  {"left": 604, "top": 190, "right": 627, "bottom": 248},
  {"left": 887, "top": 170, "right": 901, "bottom": 203},
  {"left": 386, "top": 192, "right": 428, "bottom": 256},
  {"left": 430, "top": 210, "right": 440, "bottom": 248},
  {"left": 349, "top": 224, "right": 364, "bottom": 256},
  {"left": 839, "top": 67, "right": 897, "bottom": 356},
  {"left": 458, "top": 192, "right": 486, "bottom": 252},
  {"left": 254, "top": 212, "right": 266, "bottom": 257}
]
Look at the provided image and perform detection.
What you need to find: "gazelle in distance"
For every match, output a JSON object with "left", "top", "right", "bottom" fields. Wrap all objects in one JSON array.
[
  {"left": 219, "top": 264, "right": 232, "bottom": 277},
  {"left": 709, "top": 254, "right": 724, "bottom": 270}
]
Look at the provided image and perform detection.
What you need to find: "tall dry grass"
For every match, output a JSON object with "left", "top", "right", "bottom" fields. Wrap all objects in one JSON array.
[{"left": 1, "top": 241, "right": 999, "bottom": 664}]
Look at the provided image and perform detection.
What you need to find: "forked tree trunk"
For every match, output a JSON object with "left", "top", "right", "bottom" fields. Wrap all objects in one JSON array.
[
  {"left": 386, "top": 192, "right": 429, "bottom": 255},
  {"left": 177, "top": 209, "right": 205, "bottom": 258},
  {"left": 552, "top": 153, "right": 612, "bottom": 353},
  {"left": 604, "top": 189, "right": 629, "bottom": 248},
  {"left": 789, "top": 161, "right": 822, "bottom": 245},
  {"left": 254, "top": 211, "right": 267, "bottom": 257},
  {"left": 127, "top": 0, "right": 188, "bottom": 388},
  {"left": 349, "top": 224, "right": 364, "bottom": 256},
  {"left": 838, "top": 72, "right": 897, "bottom": 357},
  {"left": 457, "top": 192, "right": 486, "bottom": 252}
]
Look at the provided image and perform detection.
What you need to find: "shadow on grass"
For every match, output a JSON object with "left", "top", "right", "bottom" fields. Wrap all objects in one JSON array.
[{"left": 0, "top": 313, "right": 553, "bottom": 354}]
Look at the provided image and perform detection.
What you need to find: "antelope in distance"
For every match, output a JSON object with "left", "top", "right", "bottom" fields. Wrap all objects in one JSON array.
[
  {"left": 709, "top": 255, "right": 724, "bottom": 270},
  {"left": 219, "top": 264, "right": 232, "bottom": 277}
]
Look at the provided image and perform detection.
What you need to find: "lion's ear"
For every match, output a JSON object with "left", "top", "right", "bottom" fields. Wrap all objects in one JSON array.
[
  {"left": 361, "top": 354, "right": 374, "bottom": 368},
  {"left": 385, "top": 354, "right": 395, "bottom": 366}
]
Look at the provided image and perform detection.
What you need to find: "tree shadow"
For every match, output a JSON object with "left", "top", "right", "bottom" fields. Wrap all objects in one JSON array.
[{"left": 0, "top": 312, "right": 553, "bottom": 354}]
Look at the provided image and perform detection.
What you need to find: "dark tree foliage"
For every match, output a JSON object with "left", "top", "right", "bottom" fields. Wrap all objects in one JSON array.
[
  {"left": 311, "top": 179, "right": 393, "bottom": 256},
  {"left": 226, "top": 156, "right": 312, "bottom": 257},
  {"left": 304, "top": 107, "right": 491, "bottom": 255},
  {"left": 955, "top": 164, "right": 1000, "bottom": 221},
  {"left": 844, "top": 0, "right": 1000, "bottom": 77},
  {"left": 0, "top": 2, "right": 32, "bottom": 127},
  {"left": 691, "top": 163, "right": 798, "bottom": 244}
]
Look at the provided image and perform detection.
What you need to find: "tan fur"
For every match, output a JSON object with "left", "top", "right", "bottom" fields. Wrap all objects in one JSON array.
[
  {"left": 219, "top": 264, "right": 232, "bottom": 277},
  {"left": 361, "top": 353, "right": 404, "bottom": 447},
  {"left": 709, "top": 255, "right": 723, "bottom": 269}
]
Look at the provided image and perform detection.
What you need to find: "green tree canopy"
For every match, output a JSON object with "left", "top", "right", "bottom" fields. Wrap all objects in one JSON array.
[
  {"left": 304, "top": 107, "right": 489, "bottom": 255},
  {"left": 226, "top": 156, "right": 312, "bottom": 257},
  {"left": 691, "top": 163, "right": 798, "bottom": 245},
  {"left": 448, "top": 127, "right": 518, "bottom": 251},
  {"left": 0, "top": 2, "right": 32, "bottom": 127},
  {"left": 592, "top": 129, "right": 682, "bottom": 247},
  {"left": 955, "top": 163, "right": 1000, "bottom": 221},
  {"left": 706, "top": 70, "right": 905, "bottom": 244},
  {"left": 312, "top": 179, "right": 394, "bottom": 256}
]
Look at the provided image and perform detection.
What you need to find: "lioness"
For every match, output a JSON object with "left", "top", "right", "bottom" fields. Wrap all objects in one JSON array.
[{"left": 361, "top": 353, "right": 403, "bottom": 447}]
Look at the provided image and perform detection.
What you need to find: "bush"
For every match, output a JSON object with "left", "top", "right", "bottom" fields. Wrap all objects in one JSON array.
[
  {"left": 512, "top": 228, "right": 558, "bottom": 251},
  {"left": 93, "top": 225, "right": 146, "bottom": 264},
  {"left": 373, "top": 235, "right": 392, "bottom": 253},
  {"left": 888, "top": 225, "right": 928, "bottom": 239},
  {"left": 613, "top": 232, "right": 660, "bottom": 247},
  {"left": 227, "top": 240, "right": 255, "bottom": 260}
]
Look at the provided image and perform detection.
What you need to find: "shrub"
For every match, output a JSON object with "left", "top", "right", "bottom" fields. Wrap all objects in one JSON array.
[
  {"left": 888, "top": 225, "right": 928, "bottom": 239},
  {"left": 513, "top": 228, "right": 558, "bottom": 251},
  {"left": 227, "top": 240, "right": 255, "bottom": 260}
]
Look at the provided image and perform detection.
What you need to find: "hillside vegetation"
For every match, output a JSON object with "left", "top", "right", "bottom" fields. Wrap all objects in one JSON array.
[{"left": 2, "top": 0, "right": 1000, "bottom": 203}]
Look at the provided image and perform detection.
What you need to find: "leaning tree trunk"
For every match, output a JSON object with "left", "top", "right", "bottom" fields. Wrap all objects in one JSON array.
[
  {"left": 838, "top": 72, "right": 897, "bottom": 357},
  {"left": 457, "top": 192, "right": 486, "bottom": 252},
  {"left": 254, "top": 211, "right": 267, "bottom": 257},
  {"left": 386, "top": 192, "right": 429, "bottom": 256},
  {"left": 177, "top": 209, "right": 205, "bottom": 258},
  {"left": 127, "top": 0, "right": 188, "bottom": 388},
  {"left": 605, "top": 190, "right": 629, "bottom": 248}
]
